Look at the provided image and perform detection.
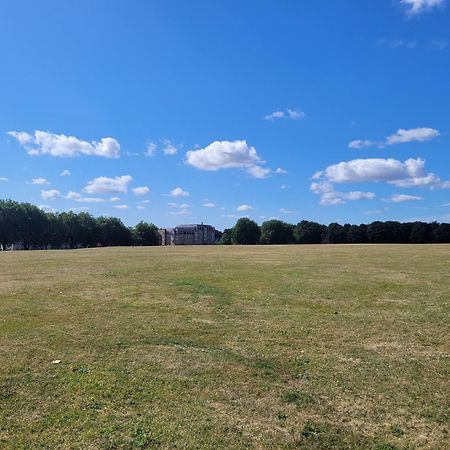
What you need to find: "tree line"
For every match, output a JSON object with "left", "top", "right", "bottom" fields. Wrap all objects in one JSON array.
[
  {"left": 221, "top": 217, "right": 450, "bottom": 245},
  {"left": 1, "top": 199, "right": 449, "bottom": 250},
  {"left": 0, "top": 199, "right": 160, "bottom": 250}
]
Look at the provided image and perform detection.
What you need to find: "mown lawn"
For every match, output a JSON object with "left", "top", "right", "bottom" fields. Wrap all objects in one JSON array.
[{"left": 0, "top": 245, "right": 448, "bottom": 449}]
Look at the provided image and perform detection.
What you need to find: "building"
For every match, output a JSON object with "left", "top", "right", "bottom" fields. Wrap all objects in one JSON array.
[{"left": 158, "top": 223, "right": 217, "bottom": 245}]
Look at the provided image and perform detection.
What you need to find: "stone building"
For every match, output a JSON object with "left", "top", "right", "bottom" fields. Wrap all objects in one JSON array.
[{"left": 158, "top": 223, "right": 216, "bottom": 245}]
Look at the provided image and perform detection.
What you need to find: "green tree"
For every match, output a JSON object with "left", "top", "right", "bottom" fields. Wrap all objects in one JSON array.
[
  {"left": 133, "top": 221, "right": 160, "bottom": 246},
  {"left": 260, "top": 220, "right": 294, "bottom": 244},
  {"left": 294, "top": 220, "right": 325, "bottom": 244},
  {"left": 232, "top": 218, "right": 260, "bottom": 245},
  {"left": 220, "top": 228, "right": 233, "bottom": 245}
]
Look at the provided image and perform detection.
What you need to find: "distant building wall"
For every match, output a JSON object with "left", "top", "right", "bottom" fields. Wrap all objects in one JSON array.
[{"left": 158, "top": 224, "right": 216, "bottom": 245}]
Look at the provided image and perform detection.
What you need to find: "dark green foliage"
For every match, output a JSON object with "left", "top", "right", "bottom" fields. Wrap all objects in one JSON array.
[
  {"left": 220, "top": 228, "right": 233, "bottom": 245},
  {"left": 232, "top": 218, "right": 260, "bottom": 245},
  {"left": 322, "top": 222, "right": 347, "bottom": 244},
  {"left": 294, "top": 220, "right": 326, "bottom": 244},
  {"left": 260, "top": 220, "right": 294, "bottom": 244},
  {"left": 133, "top": 221, "right": 160, "bottom": 246}
]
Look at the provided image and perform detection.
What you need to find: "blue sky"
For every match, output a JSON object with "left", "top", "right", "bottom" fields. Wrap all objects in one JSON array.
[{"left": 1, "top": 0, "right": 449, "bottom": 229}]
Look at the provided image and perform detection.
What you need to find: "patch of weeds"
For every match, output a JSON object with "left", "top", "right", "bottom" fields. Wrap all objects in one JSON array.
[
  {"left": 301, "top": 420, "right": 327, "bottom": 438},
  {"left": 252, "top": 358, "right": 277, "bottom": 377},
  {"left": 391, "top": 426, "right": 404, "bottom": 437},
  {"left": 72, "top": 366, "right": 90, "bottom": 374},
  {"left": 132, "top": 428, "right": 160, "bottom": 449},
  {"left": 282, "top": 390, "right": 315, "bottom": 407},
  {"left": 374, "top": 444, "right": 398, "bottom": 450},
  {"left": 277, "top": 411, "right": 288, "bottom": 421}
]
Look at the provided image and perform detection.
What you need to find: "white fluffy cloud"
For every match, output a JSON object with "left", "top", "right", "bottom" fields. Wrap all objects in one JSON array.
[
  {"left": 41, "top": 189, "right": 61, "bottom": 200},
  {"left": 8, "top": 130, "right": 120, "bottom": 158},
  {"left": 169, "top": 187, "right": 189, "bottom": 198},
  {"left": 349, "top": 127, "right": 440, "bottom": 149},
  {"left": 400, "top": 0, "right": 445, "bottom": 16},
  {"left": 185, "top": 140, "right": 271, "bottom": 179},
  {"left": 237, "top": 204, "right": 253, "bottom": 212},
  {"left": 113, "top": 204, "right": 129, "bottom": 210},
  {"left": 60, "top": 169, "right": 71, "bottom": 176},
  {"left": 387, "top": 194, "right": 424, "bottom": 202},
  {"left": 83, "top": 175, "right": 132, "bottom": 195},
  {"left": 311, "top": 157, "right": 449, "bottom": 205},
  {"left": 31, "top": 178, "right": 50, "bottom": 185},
  {"left": 275, "top": 167, "right": 287, "bottom": 174},
  {"left": 203, "top": 202, "right": 216, "bottom": 208},
  {"left": 132, "top": 186, "right": 150, "bottom": 196}
]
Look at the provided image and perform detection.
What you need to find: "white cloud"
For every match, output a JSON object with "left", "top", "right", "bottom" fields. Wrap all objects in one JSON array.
[
  {"left": 280, "top": 184, "right": 288, "bottom": 190},
  {"left": 140, "top": 199, "right": 151, "bottom": 204},
  {"left": 185, "top": 140, "right": 271, "bottom": 179},
  {"left": 386, "top": 194, "right": 424, "bottom": 202},
  {"left": 145, "top": 142, "right": 157, "bottom": 157},
  {"left": 41, "top": 189, "right": 61, "bottom": 200},
  {"left": 264, "top": 111, "right": 285, "bottom": 120},
  {"left": 0, "top": 177, "right": 8, "bottom": 182},
  {"left": 349, "top": 127, "right": 440, "bottom": 149},
  {"left": 279, "top": 208, "right": 295, "bottom": 214},
  {"left": 287, "top": 109, "right": 305, "bottom": 120},
  {"left": 246, "top": 165, "right": 272, "bottom": 179},
  {"left": 264, "top": 108, "right": 305, "bottom": 120},
  {"left": 311, "top": 157, "right": 449, "bottom": 205},
  {"left": 83, "top": 175, "right": 132, "bottom": 195},
  {"left": 169, "top": 187, "right": 189, "bottom": 198},
  {"left": 65, "top": 191, "right": 106, "bottom": 203},
  {"left": 275, "top": 167, "right": 287, "bottom": 174},
  {"left": 237, "top": 204, "right": 253, "bottom": 212},
  {"left": 8, "top": 130, "right": 120, "bottom": 158},
  {"left": 400, "top": 0, "right": 445, "bottom": 16},
  {"left": 110, "top": 197, "right": 121, "bottom": 202},
  {"left": 137, "top": 205, "right": 146, "bottom": 210},
  {"left": 385, "top": 127, "right": 440, "bottom": 145},
  {"left": 170, "top": 208, "right": 190, "bottom": 216},
  {"left": 38, "top": 204, "right": 56, "bottom": 213},
  {"left": 163, "top": 140, "right": 178, "bottom": 156},
  {"left": 31, "top": 178, "right": 50, "bottom": 185},
  {"left": 132, "top": 186, "right": 150, "bottom": 196},
  {"left": 60, "top": 169, "right": 71, "bottom": 176},
  {"left": 203, "top": 202, "right": 216, "bottom": 208},
  {"left": 113, "top": 204, "right": 129, "bottom": 210},
  {"left": 349, "top": 139, "right": 378, "bottom": 149}
]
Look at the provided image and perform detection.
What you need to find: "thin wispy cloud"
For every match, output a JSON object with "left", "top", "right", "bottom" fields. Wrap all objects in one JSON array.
[
  {"left": 385, "top": 194, "right": 424, "bottom": 202},
  {"left": 400, "top": 0, "right": 446, "bottom": 16},
  {"left": 30, "top": 178, "right": 50, "bottom": 185},
  {"left": 349, "top": 127, "right": 440, "bottom": 149},
  {"left": 237, "top": 204, "right": 253, "bottom": 212},
  {"left": 264, "top": 108, "right": 305, "bottom": 120},
  {"left": 144, "top": 142, "right": 157, "bottom": 157}
]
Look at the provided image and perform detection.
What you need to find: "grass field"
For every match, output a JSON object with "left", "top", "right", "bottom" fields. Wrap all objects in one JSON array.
[{"left": 0, "top": 245, "right": 449, "bottom": 449}]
